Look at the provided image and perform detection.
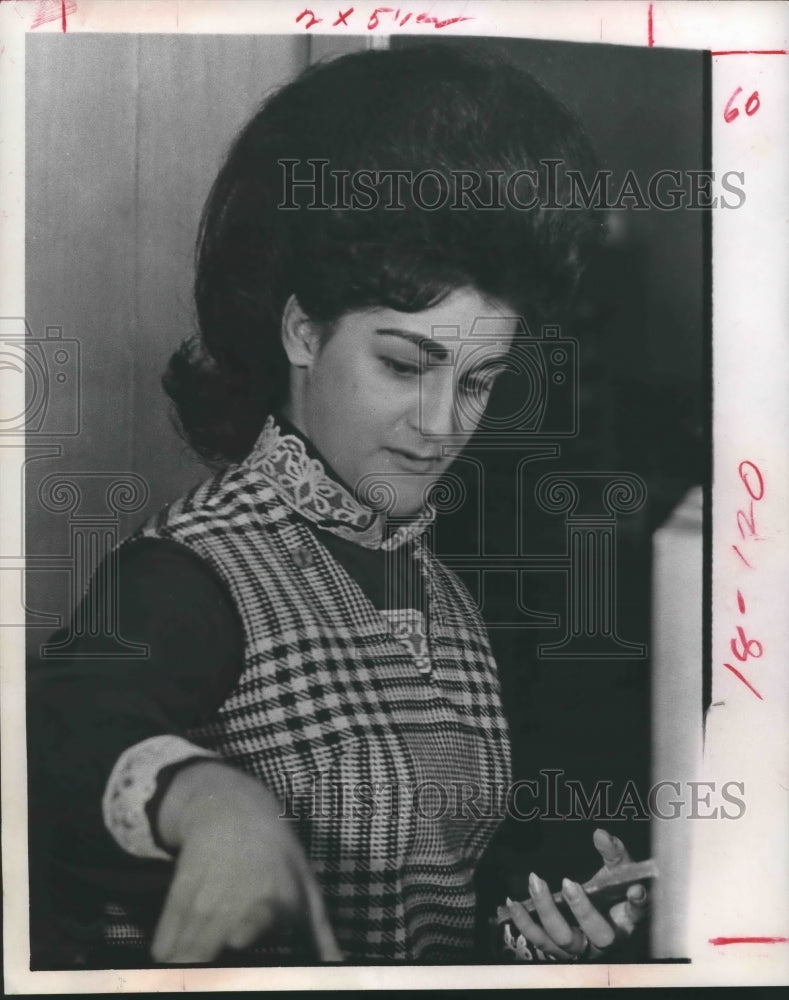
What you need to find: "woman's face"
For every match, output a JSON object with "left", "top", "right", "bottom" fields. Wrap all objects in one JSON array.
[{"left": 284, "top": 287, "right": 518, "bottom": 518}]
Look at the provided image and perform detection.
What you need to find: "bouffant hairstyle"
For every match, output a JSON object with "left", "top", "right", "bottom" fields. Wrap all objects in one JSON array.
[{"left": 163, "top": 43, "right": 599, "bottom": 463}]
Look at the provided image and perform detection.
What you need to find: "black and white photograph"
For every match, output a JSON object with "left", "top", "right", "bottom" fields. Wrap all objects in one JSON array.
[{"left": 2, "top": 1, "right": 787, "bottom": 991}]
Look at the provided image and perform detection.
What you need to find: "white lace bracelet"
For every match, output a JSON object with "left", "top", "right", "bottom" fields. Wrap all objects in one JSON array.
[{"left": 102, "top": 735, "right": 218, "bottom": 860}]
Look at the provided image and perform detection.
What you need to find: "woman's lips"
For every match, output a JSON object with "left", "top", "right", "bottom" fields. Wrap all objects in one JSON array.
[{"left": 386, "top": 447, "right": 443, "bottom": 472}]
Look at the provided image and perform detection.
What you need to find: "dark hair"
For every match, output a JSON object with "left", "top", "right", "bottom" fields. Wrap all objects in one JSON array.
[{"left": 163, "top": 43, "right": 599, "bottom": 463}]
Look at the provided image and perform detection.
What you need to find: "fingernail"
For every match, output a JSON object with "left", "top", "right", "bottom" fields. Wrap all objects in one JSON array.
[
  {"left": 562, "top": 877, "right": 580, "bottom": 900},
  {"left": 631, "top": 884, "right": 647, "bottom": 902},
  {"left": 528, "top": 872, "right": 544, "bottom": 896},
  {"left": 505, "top": 895, "right": 515, "bottom": 908},
  {"left": 596, "top": 828, "right": 614, "bottom": 844}
]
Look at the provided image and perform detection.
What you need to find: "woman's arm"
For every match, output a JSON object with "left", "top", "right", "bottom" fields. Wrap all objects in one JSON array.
[
  {"left": 28, "top": 536, "right": 341, "bottom": 964},
  {"left": 148, "top": 758, "right": 342, "bottom": 963},
  {"left": 27, "top": 537, "right": 245, "bottom": 880}
]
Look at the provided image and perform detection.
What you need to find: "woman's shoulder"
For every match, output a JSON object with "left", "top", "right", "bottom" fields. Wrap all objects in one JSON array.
[
  {"left": 130, "top": 463, "right": 286, "bottom": 541},
  {"left": 95, "top": 534, "right": 242, "bottom": 632}
]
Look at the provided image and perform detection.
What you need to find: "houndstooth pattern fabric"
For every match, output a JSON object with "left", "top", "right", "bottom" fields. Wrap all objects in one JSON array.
[{"left": 102, "top": 419, "right": 512, "bottom": 962}]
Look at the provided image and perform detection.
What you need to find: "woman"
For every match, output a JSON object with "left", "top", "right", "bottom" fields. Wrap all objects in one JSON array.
[{"left": 28, "top": 42, "right": 648, "bottom": 966}]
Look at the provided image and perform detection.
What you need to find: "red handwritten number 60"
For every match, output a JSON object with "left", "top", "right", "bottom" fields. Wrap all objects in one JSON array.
[{"left": 724, "top": 87, "right": 761, "bottom": 123}]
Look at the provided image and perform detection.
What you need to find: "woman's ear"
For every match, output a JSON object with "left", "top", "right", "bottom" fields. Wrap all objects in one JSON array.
[{"left": 281, "top": 294, "right": 322, "bottom": 368}]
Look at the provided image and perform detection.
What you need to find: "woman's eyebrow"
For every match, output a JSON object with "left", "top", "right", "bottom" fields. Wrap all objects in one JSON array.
[{"left": 374, "top": 327, "right": 450, "bottom": 361}]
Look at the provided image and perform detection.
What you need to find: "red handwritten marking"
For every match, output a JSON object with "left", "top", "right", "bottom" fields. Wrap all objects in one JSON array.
[
  {"left": 366, "top": 8, "right": 473, "bottom": 30},
  {"left": 724, "top": 86, "right": 743, "bottom": 122},
  {"left": 333, "top": 6, "right": 353, "bottom": 26},
  {"left": 29, "top": 0, "right": 70, "bottom": 30},
  {"left": 723, "top": 663, "right": 763, "bottom": 700},
  {"left": 295, "top": 7, "right": 321, "bottom": 28},
  {"left": 724, "top": 88, "right": 761, "bottom": 123},
  {"left": 415, "top": 12, "right": 473, "bottom": 28},
  {"left": 739, "top": 460, "right": 765, "bottom": 501},
  {"left": 647, "top": 4, "right": 654, "bottom": 47},
  {"left": 730, "top": 626, "right": 763, "bottom": 662},
  {"left": 732, "top": 545, "right": 753, "bottom": 568},
  {"left": 736, "top": 500, "right": 763, "bottom": 541},
  {"left": 710, "top": 937, "right": 789, "bottom": 945},
  {"left": 725, "top": 460, "right": 767, "bottom": 699},
  {"left": 711, "top": 50, "right": 788, "bottom": 56},
  {"left": 27, "top": 0, "right": 75, "bottom": 30}
]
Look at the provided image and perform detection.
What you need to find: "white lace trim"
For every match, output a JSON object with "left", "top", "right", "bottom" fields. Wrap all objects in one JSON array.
[
  {"left": 102, "top": 735, "right": 218, "bottom": 860},
  {"left": 243, "top": 416, "right": 435, "bottom": 551}
]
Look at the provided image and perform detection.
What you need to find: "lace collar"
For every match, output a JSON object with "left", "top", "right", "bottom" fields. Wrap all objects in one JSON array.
[{"left": 241, "top": 415, "right": 436, "bottom": 551}]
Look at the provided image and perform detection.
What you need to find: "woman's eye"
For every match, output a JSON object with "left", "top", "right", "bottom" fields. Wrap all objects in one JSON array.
[
  {"left": 460, "top": 376, "right": 494, "bottom": 397},
  {"left": 383, "top": 357, "right": 421, "bottom": 377}
]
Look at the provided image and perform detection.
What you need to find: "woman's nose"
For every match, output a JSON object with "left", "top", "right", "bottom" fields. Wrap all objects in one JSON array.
[{"left": 415, "top": 373, "right": 460, "bottom": 441}]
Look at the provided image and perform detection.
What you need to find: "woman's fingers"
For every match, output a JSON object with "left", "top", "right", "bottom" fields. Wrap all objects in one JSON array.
[
  {"left": 225, "top": 901, "right": 276, "bottom": 951},
  {"left": 149, "top": 767, "right": 341, "bottom": 964},
  {"left": 151, "top": 864, "right": 201, "bottom": 962},
  {"left": 609, "top": 882, "right": 650, "bottom": 937},
  {"left": 170, "top": 882, "right": 262, "bottom": 964},
  {"left": 298, "top": 856, "right": 344, "bottom": 961},
  {"left": 152, "top": 842, "right": 338, "bottom": 964},
  {"left": 592, "top": 828, "right": 632, "bottom": 870},
  {"left": 560, "top": 879, "right": 616, "bottom": 951},
  {"left": 624, "top": 882, "right": 650, "bottom": 923},
  {"left": 504, "top": 832, "right": 650, "bottom": 964},
  {"left": 505, "top": 896, "right": 573, "bottom": 960},
  {"left": 156, "top": 873, "right": 241, "bottom": 963},
  {"left": 527, "top": 872, "right": 578, "bottom": 953},
  {"left": 151, "top": 845, "right": 283, "bottom": 962}
]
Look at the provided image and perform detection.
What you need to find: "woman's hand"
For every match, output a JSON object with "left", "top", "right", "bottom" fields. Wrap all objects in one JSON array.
[
  {"left": 150, "top": 760, "right": 342, "bottom": 964},
  {"left": 505, "top": 828, "right": 649, "bottom": 962}
]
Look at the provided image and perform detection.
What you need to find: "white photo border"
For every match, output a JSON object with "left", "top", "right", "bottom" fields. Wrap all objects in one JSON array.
[{"left": 1, "top": 0, "right": 787, "bottom": 992}]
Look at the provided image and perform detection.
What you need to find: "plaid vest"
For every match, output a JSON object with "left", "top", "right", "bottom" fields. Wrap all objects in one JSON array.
[{"left": 108, "top": 418, "right": 512, "bottom": 962}]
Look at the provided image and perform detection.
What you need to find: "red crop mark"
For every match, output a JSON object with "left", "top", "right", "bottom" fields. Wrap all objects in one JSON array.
[
  {"left": 29, "top": 0, "right": 75, "bottom": 31},
  {"left": 647, "top": 4, "right": 654, "bottom": 46},
  {"left": 711, "top": 50, "right": 787, "bottom": 56},
  {"left": 710, "top": 936, "right": 789, "bottom": 945}
]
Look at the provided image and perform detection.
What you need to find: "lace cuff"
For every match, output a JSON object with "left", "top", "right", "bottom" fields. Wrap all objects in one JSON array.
[{"left": 102, "top": 735, "right": 218, "bottom": 860}]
